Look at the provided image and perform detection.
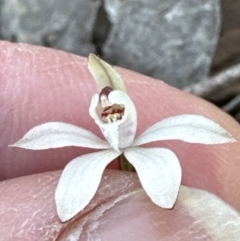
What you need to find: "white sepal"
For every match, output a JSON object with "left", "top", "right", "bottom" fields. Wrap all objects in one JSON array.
[
  {"left": 124, "top": 147, "right": 181, "bottom": 208},
  {"left": 133, "top": 114, "right": 236, "bottom": 146},
  {"left": 89, "top": 90, "right": 137, "bottom": 151},
  {"left": 55, "top": 149, "right": 121, "bottom": 222},
  {"left": 88, "top": 53, "right": 126, "bottom": 91},
  {"left": 11, "top": 122, "right": 111, "bottom": 150}
]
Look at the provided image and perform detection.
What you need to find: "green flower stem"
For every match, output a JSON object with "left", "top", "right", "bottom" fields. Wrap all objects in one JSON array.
[{"left": 119, "top": 154, "right": 135, "bottom": 172}]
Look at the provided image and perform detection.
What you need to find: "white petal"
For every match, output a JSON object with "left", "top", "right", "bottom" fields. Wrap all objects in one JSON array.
[
  {"left": 124, "top": 147, "right": 181, "bottom": 208},
  {"left": 88, "top": 53, "right": 126, "bottom": 91},
  {"left": 11, "top": 122, "right": 110, "bottom": 150},
  {"left": 89, "top": 90, "right": 137, "bottom": 151},
  {"left": 133, "top": 114, "right": 236, "bottom": 146},
  {"left": 55, "top": 149, "right": 121, "bottom": 222}
]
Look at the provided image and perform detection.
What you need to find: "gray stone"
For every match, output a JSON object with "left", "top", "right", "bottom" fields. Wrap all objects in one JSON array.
[
  {"left": 103, "top": 0, "right": 220, "bottom": 88},
  {"left": 0, "top": 0, "right": 221, "bottom": 88},
  {"left": 1, "top": 0, "right": 101, "bottom": 55}
]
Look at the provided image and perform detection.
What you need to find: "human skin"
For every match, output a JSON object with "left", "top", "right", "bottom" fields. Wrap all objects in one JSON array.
[{"left": 0, "top": 41, "right": 240, "bottom": 240}]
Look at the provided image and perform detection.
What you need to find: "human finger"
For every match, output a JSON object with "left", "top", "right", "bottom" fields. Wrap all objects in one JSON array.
[
  {"left": 1, "top": 170, "right": 239, "bottom": 241},
  {"left": 1, "top": 41, "right": 240, "bottom": 210}
]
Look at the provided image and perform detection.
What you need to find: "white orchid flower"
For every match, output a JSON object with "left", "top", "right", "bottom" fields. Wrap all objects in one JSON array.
[{"left": 12, "top": 54, "right": 236, "bottom": 222}]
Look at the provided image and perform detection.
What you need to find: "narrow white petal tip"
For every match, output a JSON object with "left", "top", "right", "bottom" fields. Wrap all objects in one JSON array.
[
  {"left": 228, "top": 136, "right": 237, "bottom": 142},
  {"left": 10, "top": 138, "right": 39, "bottom": 150},
  {"left": 152, "top": 195, "right": 177, "bottom": 209},
  {"left": 88, "top": 52, "right": 96, "bottom": 60},
  {"left": 57, "top": 207, "right": 76, "bottom": 223},
  {"left": 57, "top": 205, "right": 82, "bottom": 222},
  {"left": 149, "top": 185, "right": 179, "bottom": 210},
  {"left": 9, "top": 140, "right": 34, "bottom": 149},
  {"left": 8, "top": 143, "right": 17, "bottom": 148}
]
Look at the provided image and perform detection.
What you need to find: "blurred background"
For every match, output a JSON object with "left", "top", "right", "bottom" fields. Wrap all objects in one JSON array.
[{"left": 0, "top": 0, "right": 240, "bottom": 121}]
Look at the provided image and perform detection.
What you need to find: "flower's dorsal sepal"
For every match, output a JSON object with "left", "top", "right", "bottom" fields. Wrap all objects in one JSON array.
[
  {"left": 55, "top": 150, "right": 121, "bottom": 222},
  {"left": 88, "top": 53, "right": 126, "bottom": 92},
  {"left": 89, "top": 90, "right": 137, "bottom": 152},
  {"left": 133, "top": 114, "right": 236, "bottom": 146},
  {"left": 11, "top": 122, "right": 111, "bottom": 150},
  {"left": 125, "top": 147, "right": 181, "bottom": 208}
]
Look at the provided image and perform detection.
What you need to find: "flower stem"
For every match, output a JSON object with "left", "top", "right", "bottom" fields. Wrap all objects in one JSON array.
[{"left": 119, "top": 154, "right": 135, "bottom": 172}]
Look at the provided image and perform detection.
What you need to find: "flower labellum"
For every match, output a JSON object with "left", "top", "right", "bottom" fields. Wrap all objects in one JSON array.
[
  {"left": 11, "top": 53, "right": 236, "bottom": 222},
  {"left": 97, "top": 86, "right": 125, "bottom": 123}
]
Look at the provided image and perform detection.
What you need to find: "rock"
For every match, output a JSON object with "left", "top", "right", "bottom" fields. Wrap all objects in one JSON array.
[
  {"left": 0, "top": 0, "right": 220, "bottom": 88},
  {"left": 1, "top": 0, "right": 101, "bottom": 56},
  {"left": 103, "top": 0, "right": 220, "bottom": 88}
]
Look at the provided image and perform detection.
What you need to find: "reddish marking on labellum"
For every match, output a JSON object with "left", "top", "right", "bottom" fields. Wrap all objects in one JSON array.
[
  {"left": 97, "top": 86, "right": 125, "bottom": 123},
  {"left": 101, "top": 107, "right": 125, "bottom": 117}
]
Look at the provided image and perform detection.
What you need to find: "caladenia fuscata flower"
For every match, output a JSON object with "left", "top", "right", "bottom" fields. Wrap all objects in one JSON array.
[{"left": 12, "top": 53, "right": 236, "bottom": 222}]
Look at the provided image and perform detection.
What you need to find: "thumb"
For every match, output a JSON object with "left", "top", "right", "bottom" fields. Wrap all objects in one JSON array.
[{"left": 1, "top": 170, "right": 240, "bottom": 241}]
